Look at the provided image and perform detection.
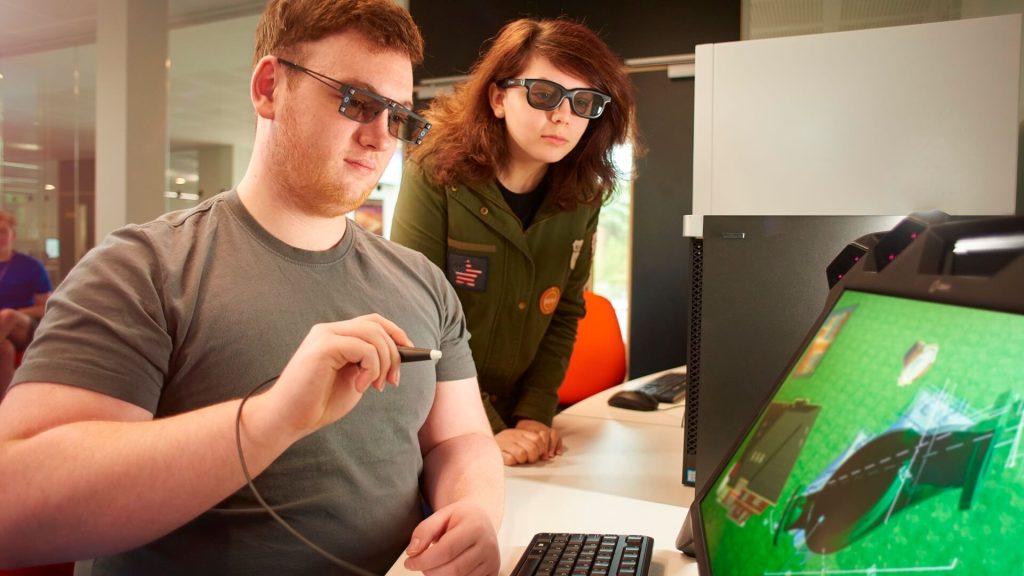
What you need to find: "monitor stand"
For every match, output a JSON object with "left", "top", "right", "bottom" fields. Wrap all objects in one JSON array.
[{"left": 675, "top": 510, "right": 696, "bottom": 557}]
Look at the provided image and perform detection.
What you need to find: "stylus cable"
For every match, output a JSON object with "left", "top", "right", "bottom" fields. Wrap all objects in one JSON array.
[{"left": 235, "top": 375, "right": 379, "bottom": 576}]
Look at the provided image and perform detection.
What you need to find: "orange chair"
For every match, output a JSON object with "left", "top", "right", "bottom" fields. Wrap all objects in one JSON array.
[{"left": 558, "top": 291, "right": 627, "bottom": 406}]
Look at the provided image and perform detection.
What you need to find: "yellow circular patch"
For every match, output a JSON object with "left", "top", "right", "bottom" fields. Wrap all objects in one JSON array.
[{"left": 539, "top": 286, "right": 561, "bottom": 315}]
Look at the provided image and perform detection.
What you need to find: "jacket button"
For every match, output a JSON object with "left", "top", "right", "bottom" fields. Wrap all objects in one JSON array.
[
  {"left": 479, "top": 206, "right": 489, "bottom": 216},
  {"left": 489, "top": 394, "right": 499, "bottom": 403},
  {"left": 517, "top": 302, "right": 527, "bottom": 311}
]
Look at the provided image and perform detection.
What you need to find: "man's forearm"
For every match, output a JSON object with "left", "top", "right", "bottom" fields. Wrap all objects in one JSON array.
[
  {"left": 0, "top": 390, "right": 296, "bottom": 568},
  {"left": 421, "top": 432, "right": 504, "bottom": 530}
]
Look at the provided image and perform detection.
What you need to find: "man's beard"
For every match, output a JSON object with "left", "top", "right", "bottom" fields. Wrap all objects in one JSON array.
[
  {"left": 289, "top": 177, "right": 375, "bottom": 218},
  {"left": 269, "top": 112, "right": 377, "bottom": 217}
]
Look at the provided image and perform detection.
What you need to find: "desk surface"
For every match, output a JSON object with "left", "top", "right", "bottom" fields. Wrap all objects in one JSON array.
[
  {"left": 387, "top": 369, "right": 701, "bottom": 576},
  {"left": 511, "top": 412, "right": 690, "bottom": 508}
]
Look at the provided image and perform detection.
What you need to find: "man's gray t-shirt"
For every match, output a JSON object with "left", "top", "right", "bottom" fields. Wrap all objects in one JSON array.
[{"left": 14, "top": 190, "right": 477, "bottom": 575}]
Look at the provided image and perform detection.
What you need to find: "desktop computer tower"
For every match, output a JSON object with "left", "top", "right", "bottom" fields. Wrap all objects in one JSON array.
[{"left": 682, "top": 215, "right": 902, "bottom": 488}]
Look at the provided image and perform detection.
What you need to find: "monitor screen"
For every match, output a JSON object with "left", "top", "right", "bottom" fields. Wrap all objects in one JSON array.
[{"left": 697, "top": 288, "right": 1024, "bottom": 574}]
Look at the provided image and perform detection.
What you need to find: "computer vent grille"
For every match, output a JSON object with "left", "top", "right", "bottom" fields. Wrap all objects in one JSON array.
[{"left": 684, "top": 238, "right": 703, "bottom": 458}]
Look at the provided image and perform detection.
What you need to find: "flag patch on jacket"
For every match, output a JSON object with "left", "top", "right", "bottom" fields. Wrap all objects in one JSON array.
[{"left": 447, "top": 252, "right": 488, "bottom": 292}]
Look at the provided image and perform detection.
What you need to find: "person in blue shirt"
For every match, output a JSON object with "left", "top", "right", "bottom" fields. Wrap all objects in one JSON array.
[
  {"left": 0, "top": 211, "right": 52, "bottom": 396},
  {"left": 0, "top": 211, "right": 52, "bottom": 318}
]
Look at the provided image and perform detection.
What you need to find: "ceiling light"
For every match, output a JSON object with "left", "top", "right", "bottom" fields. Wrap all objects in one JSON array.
[
  {"left": 7, "top": 143, "right": 41, "bottom": 152},
  {"left": 1, "top": 161, "right": 40, "bottom": 170},
  {"left": 44, "top": 184, "right": 55, "bottom": 191},
  {"left": 0, "top": 176, "right": 38, "bottom": 185}
]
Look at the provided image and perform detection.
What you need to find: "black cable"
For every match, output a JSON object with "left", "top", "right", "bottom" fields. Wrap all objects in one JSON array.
[{"left": 234, "top": 375, "right": 380, "bottom": 576}]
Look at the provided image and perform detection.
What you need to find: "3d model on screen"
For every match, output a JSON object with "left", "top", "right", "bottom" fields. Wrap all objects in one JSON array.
[
  {"left": 774, "top": 388, "right": 1017, "bottom": 555},
  {"left": 898, "top": 341, "right": 939, "bottom": 387},
  {"left": 715, "top": 400, "right": 821, "bottom": 526},
  {"left": 793, "top": 306, "right": 855, "bottom": 378}
]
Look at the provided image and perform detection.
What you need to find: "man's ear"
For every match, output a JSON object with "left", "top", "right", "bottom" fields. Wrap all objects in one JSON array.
[
  {"left": 488, "top": 83, "right": 506, "bottom": 119},
  {"left": 251, "top": 56, "right": 280, "bottom": 120}
]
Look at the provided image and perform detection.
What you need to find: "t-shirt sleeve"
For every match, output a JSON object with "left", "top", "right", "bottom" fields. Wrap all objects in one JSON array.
[{"left": 13, "top": 226, "right": 172, "bottom": 412}]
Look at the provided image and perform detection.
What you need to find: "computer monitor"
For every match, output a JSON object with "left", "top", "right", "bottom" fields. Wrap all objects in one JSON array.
[
  {"left": 684, "top": 215, "right": 904, "bottom": 488},
  {"left": 687, "top": 215, "right": 1024, "bottom": 575}
]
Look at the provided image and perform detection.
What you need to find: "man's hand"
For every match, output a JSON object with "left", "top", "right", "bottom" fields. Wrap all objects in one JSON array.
[
  {"left": 495, "top": 419, "right": 563, "bottom": 466},
  {"left": 253, "top": 314, "right": 412, "bottom": 439},
  {"left": 404, "top": 501, "right": 500, "bottom": 576}
]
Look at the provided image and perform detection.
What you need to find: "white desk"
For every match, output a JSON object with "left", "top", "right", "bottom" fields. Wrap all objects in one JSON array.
[{"left": 387, "top": 369, "right": 701, "bottom": 576}]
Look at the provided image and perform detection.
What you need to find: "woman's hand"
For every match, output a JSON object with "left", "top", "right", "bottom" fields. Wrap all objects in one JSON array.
[{"left": 495, "top": 419, "right": 563, "bottom": 465}]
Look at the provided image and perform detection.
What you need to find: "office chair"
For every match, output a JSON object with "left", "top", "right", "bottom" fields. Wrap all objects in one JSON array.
[{"left": 557, "top": 291, "right": 627, "bottom": 406}]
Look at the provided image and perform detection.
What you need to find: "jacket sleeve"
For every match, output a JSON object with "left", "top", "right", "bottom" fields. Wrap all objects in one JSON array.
[
  {"left": 481, "top": 394, "right": 510, "bottom": 433},
  {"left": 512, "top": 208, "right": 600, "bottom": 426},
  {"left": 391, "top": 161, "right": 448, "bottom": 272}
]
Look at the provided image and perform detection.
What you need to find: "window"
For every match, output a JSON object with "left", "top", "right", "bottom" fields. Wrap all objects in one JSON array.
[{"left": 591, "top": 143, "right": 634, "bottom": 343}]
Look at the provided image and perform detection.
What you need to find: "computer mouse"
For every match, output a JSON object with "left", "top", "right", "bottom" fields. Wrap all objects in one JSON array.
[{"left": 607, "top": 390, "right": 659, "bottom": 411}]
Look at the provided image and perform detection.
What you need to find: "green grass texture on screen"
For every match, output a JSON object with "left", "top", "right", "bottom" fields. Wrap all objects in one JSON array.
[{"left": 701, "top": 290, "right": 1024, "bottom": 576}]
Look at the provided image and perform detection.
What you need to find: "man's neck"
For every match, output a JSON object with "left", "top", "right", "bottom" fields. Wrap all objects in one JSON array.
[
  {"left": 0, "top": 249, "right": 12, "bottom": 262},
  {"left": 235, "top": 176, "right": 348, "bottom": 252}
]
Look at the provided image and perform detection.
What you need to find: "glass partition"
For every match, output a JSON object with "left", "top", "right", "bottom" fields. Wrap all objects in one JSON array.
[{"left": 0, "top": 45, "right": 95, "bottom": 286}]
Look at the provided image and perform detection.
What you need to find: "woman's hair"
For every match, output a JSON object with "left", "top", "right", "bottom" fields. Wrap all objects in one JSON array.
[
  {"left": 412, "top": 18, "right": 639, "bottom": 210},
  {"left": 253, "top": 0, "right": 424, "bottom": 67}
]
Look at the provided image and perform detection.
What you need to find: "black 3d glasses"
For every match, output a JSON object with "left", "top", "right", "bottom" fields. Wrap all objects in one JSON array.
[
  {"left": 498, "top": 78, "right": 611, "bottom": 119},
  {"left": 278, "top": 58, "right": 431, "bottom": 145}
]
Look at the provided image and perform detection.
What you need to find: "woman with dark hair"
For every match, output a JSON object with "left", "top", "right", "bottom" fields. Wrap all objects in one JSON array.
[{"left": 391, "top": 18, "right": 639, "bottom": 466}]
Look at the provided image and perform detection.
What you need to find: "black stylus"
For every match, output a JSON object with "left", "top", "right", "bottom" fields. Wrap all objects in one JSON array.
[{"left": 398, "top": 346, "right": 442, "bottom": 362}]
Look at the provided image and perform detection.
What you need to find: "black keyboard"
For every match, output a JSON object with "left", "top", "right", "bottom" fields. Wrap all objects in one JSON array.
[
  {"left": 510, "top": 533, "right": 654, "bottom": 576},
  {"left": 633, "top": 372, "right": 687, "bottom": 404}
]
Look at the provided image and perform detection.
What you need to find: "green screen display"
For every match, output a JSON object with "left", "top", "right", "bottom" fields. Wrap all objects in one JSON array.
[{"left": 700, "top": 290, "right": 1024, "bottom": 575}]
